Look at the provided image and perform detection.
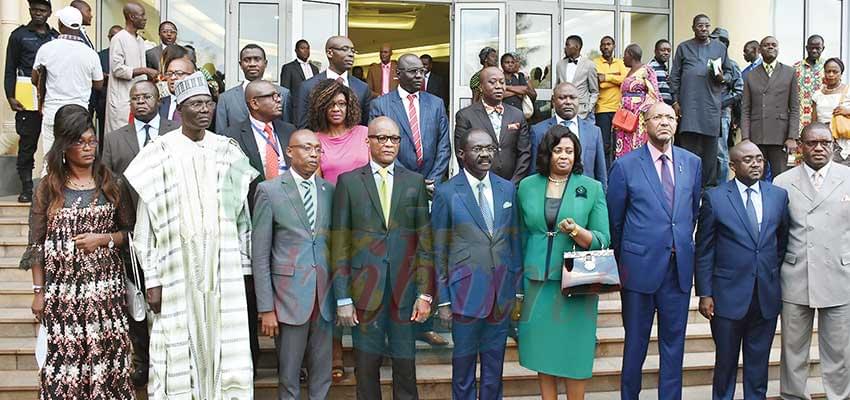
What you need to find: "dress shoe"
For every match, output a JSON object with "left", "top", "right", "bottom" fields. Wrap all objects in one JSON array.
[
  {"left": 17, "top": 192, "right": 31, "bottom": 203},
  {"left": 417, "top": 331, "right": 449, "bottom": 346},
  {"left": 131, "top": 366, "right": 148, "bottom": 388}
]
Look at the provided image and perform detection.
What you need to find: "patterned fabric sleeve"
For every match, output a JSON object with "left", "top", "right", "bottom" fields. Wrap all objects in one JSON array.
[
  {"left": 237, "top": 196, "right": 252, "bottom": 276},
  {"left": 642, "top": 65, "right": 661, "bottom": 111},
  {"left": 133, "top": 199, "right": 161, "bottom": 288},
  {"left": 20, "top": 184, "right": 49, "bottom": 270}
]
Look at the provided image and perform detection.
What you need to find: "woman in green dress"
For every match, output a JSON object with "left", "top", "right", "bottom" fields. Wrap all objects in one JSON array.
[{"left": 517, "top": 124, "right": 611, "bottom": 399}]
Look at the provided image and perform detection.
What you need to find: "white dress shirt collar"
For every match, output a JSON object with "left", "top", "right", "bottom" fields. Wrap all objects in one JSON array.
[
  {"left": 326, "top": 69, "right": 349, "bottom": 86},
  {"left": 804, "top": 161, "right": 832, "bottom": 184},
  {"left": 134, "top": 115, "right": 161, "bottom": 148},
  {"left": 734, "top": 178, "right": 763, "bottom": 223},
  {"left": 555, "top": 114, "right": 580, "bottom": 134},
  {"left": 464, "top": 169, "right": 494, "bottom": 211},
  {"left": 734, "top": 178, "right": 761, "bottom": 196},
  {"left": 370, "top": 159, "right": 395, "bottom": 176}
]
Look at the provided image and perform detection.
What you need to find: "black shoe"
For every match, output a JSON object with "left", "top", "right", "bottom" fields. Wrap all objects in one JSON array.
[
  {"left": 300, "top": 368, "right": 308, "bottom": 383},
  {"left": 17, "top": 192, "right": 31, "bottom": 203},
  {"left": 131, "top": 366, "right": 148, "bottom": 388}
]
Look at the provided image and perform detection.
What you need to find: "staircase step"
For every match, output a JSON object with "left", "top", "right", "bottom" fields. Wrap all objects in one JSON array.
[
  {"left": 597, "top": 297, "right": 700, "bottom": 328},
  {"left": 0, "top": 309, "right": 37, "bottom": 338},
  {"left": 0, "top": 258, "right": 28, "bottom": 282},
  {"left": 0, "top": 217, "right": 28, "bottom": 237},
  {"left": 0, "top": 237, "right": 28, "bottom": 258},
  {"left": 0, "top": 201, "right": 31, "bottom": 218},
  {"left": 0, "top": 283, "right": 33, "bottom": 308}
]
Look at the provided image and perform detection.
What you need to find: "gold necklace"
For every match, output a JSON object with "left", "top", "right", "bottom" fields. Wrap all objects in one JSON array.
[
  {"left": 66, "top": 177, "right": 95, "bottom": 190},
  {"left": 548, "top": 176, "right": 568, "bottom": 184}
]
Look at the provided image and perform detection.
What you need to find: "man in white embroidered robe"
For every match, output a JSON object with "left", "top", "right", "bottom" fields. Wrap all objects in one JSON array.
[{"left": 125, "top": 72, "right": 257, "bottom": 400}]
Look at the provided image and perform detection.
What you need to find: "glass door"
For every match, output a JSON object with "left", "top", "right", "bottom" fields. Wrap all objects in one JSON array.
[
  {"left": 291, "top": 0, "right": 347, "bottom": 73},
  {"left": 225, "top": 0, "right": 287, "bottom": 89},
  {"left": 507, "top": 1, "right": 559, "bottom": 120}
]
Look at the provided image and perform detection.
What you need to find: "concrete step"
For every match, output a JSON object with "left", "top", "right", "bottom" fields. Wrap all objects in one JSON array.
[
  {"left": 0, "top": 309, "right": 36, "bottom": 338},
  {"left": 597, "top": 297, "right": 700, "bottom": 328},
  {"left": 0, "top": 258, "right": 28, "bottom": 282},
  {"left": 0, "top": 217, "right": 28, "bottom": 238},
  {"left": 0, "top": 201, "right": 31, "bottom": 218},
  {"left": 0, "top": 237, "right": 27, "bottom": 258},
  {"left": 0, "top": 283, "right": 32, "bottom": 308}
]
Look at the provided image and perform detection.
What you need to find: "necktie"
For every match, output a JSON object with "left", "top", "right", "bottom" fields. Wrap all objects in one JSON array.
[
  {"left": 407, "top": 93, "right": 423, "bottom": 167},
  {"left": 378, "top": 167, "right": 391, "bottom": 225},
  {"left": 483, "top": 103, "right": 505, "bottom": 114},
  {"left": 422, "top": 76, "right": 428, "bottom": 92},
  {"left": 263, "top": 123, "right": 280, "bottom": 179},
  {"left": 560, "top": 119, "right": 574, "bottom": 134},
  {"left": 812, "top": 171, "right": 823, "bottom": 191},
  {"left": 478, "top": 182, "right": 494, "bottom": 234},
  {"left": 764, "top": 63, "right": 774, "bottom": 77},
  {"left": 659, "top": 154, "right": 674, "bottom": 210},
  {"left": 485, "top": 104, "right": 503, "bottom": 138},
  {"left": 301, "top": 180, "right": 315, "bottom": 231},
  {"left": 142, "top": 124, "right": 152, "bottom": 146},
  {"left": 745, "top": 188, "right": 759, "bottom": 234},
  {"left": 335, "top": 76, "right": 345, "bottom": 86},
  {"left": 567, "top": 58, "right": 579, "bottom": 64}
]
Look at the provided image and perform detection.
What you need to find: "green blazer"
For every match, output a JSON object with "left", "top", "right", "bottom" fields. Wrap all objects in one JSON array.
[{"left": 517, "top": 173, "right": 611, "bottom": 281}]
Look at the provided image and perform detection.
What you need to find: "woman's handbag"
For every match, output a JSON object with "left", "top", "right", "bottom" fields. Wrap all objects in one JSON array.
[
  {"left": 561, "top": 246, "right": 621, "bottom": 296},
  {"left": 125, "top": 233, "right": 147, "bottom": 322},
  {"left": 522, "top": 94, "right": 535, "bottom": 119},
  {"left": 831, "top": 89, "right": 850, "bottom": 139},
  {"left": 612, "top": 108, "right": 639, "bottom": 133}
]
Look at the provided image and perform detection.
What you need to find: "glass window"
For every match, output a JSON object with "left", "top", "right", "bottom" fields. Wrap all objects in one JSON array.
[
  {"left": 619, "top": 0, "right": 669, "bottom": 7},
  {"left": 516, "top": 13, "right": 553, "bottom": 90},
  {"left": 620, "top": 12, "right": 669, "bottom": 62},
  {"left": 565, "top": 0, "right": 615, "bottom": 5},
  {"left": 561, "top": 9, "right": 615, "bottom": 60},
  {"left": 459, "top": 8, "right": 500, "bottom": 86},
  {"left": 808, "top": 0, "right": 843, "bottom": 61},
  {"left": 238, "top": 3, "right": 280, "bottom": 83},
  {"left": 773, "top": 0, "right": 805, "bottom": 64},
  {"left": 166, "top": 0, "right": 226, "bottom": 79},
  {"left": 303, "top": 1, "right": 340, "bottom": 72},
  {"left": 99, "top": 1, "right": 161, "bottom": 52}
]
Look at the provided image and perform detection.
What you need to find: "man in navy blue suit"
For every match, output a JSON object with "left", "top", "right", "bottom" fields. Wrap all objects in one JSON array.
[
  {"left": 695, "top": 141, "right": 789, "bottom": 399},
  {"left": 369, "top": 53, "right": 451, "bottom": 197},
  {"left": 432, "top": 129, "right": 521, "bottom": 400},
  {"left": 531, "top": 82, "right": 607, "bottom": 189},
  {"left": 607, "top": 102, "right": 702, "bottom": 400},
  {"left": 294, "top": 36, "right": 371, "bottom": 129}
]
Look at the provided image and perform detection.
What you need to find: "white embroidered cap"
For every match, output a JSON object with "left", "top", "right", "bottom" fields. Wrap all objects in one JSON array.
[
  {"left": 56, "top": 6, "right": 82, "bottom": 30},
  {"left": 174, "top": 71, "right": 210, "bottom": 105}
]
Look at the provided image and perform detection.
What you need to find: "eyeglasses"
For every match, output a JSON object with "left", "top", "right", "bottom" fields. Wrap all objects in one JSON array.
[
  {"left": 289, "top": 144, "right": 325, "bottom": 154},
  {"left": 130, "top": 94, "right": 155, "bottom": 102},
  {"left": 802, "top": 139, "right": 834, "bottom": 148},
  {"left": 329, "top": 46, "right": 357, "bottom": 54},
  {"left": 160, "top": 29, "right": 177, "bottom": 34},
  {"left": 183, "top": 99, "right": 216, "bottom": 111},
  {"left": 649, "top": 114, "right": 677, "bottom": 122},
  {"left": 253, "top": 92, "right": 282, "bottom": 101},
  {"left": 399, "top": 67, "right": 426, "bottom": 75},
  {"left": 368, "top": 135, "right": 402, "bottom": 144},
  {"left": 163, "top": 70, "right": 191, "bottom": 79},
  {"left": 72, "top": 139, "right": 99, "bottom": 149},
  {"left": 470, "top": 145, "right": 498, "bottom": 153}
]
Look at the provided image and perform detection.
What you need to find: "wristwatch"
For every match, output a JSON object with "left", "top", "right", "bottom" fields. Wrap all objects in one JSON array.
[
  {"left": 418, "top": 294, "right": 433, "bottom": 304},
  {"left": 107, "top": 233, "right": 115, "bottom": 249}
]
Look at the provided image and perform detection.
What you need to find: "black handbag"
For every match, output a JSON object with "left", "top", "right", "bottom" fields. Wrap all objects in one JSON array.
[{"left": 561, "top": 245, "right": 621, "bottom": 296}]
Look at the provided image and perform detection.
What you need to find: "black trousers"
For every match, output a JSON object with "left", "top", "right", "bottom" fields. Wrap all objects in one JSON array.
[
  {"left": 676, "top": 131, "right": 718, "bottom": 188},
  {"left": 596, "top": 111, "right": 615, "bottom": 168},
  {"left": 245, "top": 276, "right": 260, "bottom": 369},
  {"left": 14, "top": 111, "right": 41, "bottom": 180},
  {"left": 125, "top": 256, "right": 150, "bottom": 370},
  {"left": 758, "top": 144, "right": 790, "bottom": 179}
]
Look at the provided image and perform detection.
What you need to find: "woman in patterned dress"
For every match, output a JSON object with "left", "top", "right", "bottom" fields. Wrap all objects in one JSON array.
[
  {"left": 21, "top": 104, "right": 135, "bottom": 399},
  {"left": 614, "top": 43, "right": 661, "bottom": 158}
]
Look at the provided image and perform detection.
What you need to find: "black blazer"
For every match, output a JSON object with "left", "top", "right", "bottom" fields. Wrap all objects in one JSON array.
[
  {"left": 331, "top": 163, "right": 433, "bottom": 315},
  {"left": 294, "top": 72, "right": 372, "bottom": 129},
  {"left": 222, "top": 118, "right": 296, "bottom": 208},
  {"left": 424, "top": 72, "right": 447, "bottom": 106},
  {"left": 279, "top": 59, "right": 319, "bottom": 96},
  {"left": 454, "top": 102, "right": 531, "bottom": 184}
]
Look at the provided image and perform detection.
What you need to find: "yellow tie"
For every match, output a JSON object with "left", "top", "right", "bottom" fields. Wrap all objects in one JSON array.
[
  {"left": 764, "top": 63, "right": 774, "bottom": 77},
  {"left": 378, "top": 167, "right": 391, "bottom": 224}
]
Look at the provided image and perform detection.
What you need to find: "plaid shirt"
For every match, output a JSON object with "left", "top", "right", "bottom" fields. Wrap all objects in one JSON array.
[{"left": 648, "top": 58, "right": 673, "bottom": 105}]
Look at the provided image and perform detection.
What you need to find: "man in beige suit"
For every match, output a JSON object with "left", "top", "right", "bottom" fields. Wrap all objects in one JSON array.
[
  {"left": 773, "top": 122, "right": 850, "bottom": 400},
  {"left": 741, "top": 36, "right": 800, "bottom": 177},
  {"left": 366, "top": 43, "right": 398, "bottom": 98}
]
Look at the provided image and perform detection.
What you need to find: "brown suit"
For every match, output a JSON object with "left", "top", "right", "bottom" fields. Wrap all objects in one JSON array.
[
  {"left": 366, "top": 61, "right": 398, "bottom": 98},
  {"left": 741, "top": 62, "right": 800, "bottom": 175}
]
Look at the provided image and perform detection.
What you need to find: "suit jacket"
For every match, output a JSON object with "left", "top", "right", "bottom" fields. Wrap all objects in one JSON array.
[
  {"left": 695, "top": 180, "right": 790, "bottom": 320},
  {"left": 215, "top": 83, "right": 292, "bottom": 134},
  {"left": 454, "top": 102, "right": 531, "bottom": 184},
  {"left": 369, "top": 90, "right": 451, "bottom": 181},
  {"left": 146, "top": 45, "right": 163, "bottom": 71},
  {"left": 279, "top": 59, "right": 319, "bottom": 97},
  {"left": 432, "top": 172, "right": 521, "bottom": 319},
  {"left": 530, "top": 116, "right": 608, "bottom": 190},
  {"left": 556, "top": 57, "right": 600, "bottom": 119},
  {"left": 741, "top": 62, "right": 800, "bottom": 145},
  {"left": 222, "top": 118, "right": 296, "bottom": 208},
  {"left": 251, "top": 171, "right": 335, "bottom": 324},
  {"left": 366, "top": 61, "right": 398, "bottom": 98},
  {"left": 424, "top": 72, "right": 447, "bottom": 106},
  {"left": 158, "top": 95, "right": 174, "bottom": 122},
  {"left": 295, "top": 72, "right": 371, "bottom": 129},
  {"left": 773, "top": 163, "right": 850, "bottom": 308},
  {"left": 607, "top": 144, "right": 702, "bottom": 294},
  {"left": 331, "top": 163, "right": 433, "bottom": 314},
  {"left": 517, "top": 173, "right": 610, "bottom": 281}
]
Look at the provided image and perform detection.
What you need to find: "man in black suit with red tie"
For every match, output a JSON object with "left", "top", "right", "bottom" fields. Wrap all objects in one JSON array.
[{"left": 454, "top": 66, "right": 531, "bottom": 184}]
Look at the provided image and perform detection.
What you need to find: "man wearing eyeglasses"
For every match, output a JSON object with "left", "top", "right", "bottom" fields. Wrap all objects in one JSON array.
[
  {"left": 332, "top": 116, "right": 434, "bottom": 400},
  {"left": 215, "top": 43, "right": 292, "bottom": 134},
  {"left": 159, "top": 55, "right": 195, "bottom": 123},
  {"left": 294, "top": 36, "right": 371, "bottom": 128},
  {"left": 773, "top": 123, "right": 850, "bottom": 400},
  {"left": 145, "top": 21, "right": 177, "bottom": 71}
]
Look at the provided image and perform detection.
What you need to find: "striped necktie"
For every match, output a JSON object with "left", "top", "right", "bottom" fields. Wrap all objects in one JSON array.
[
  {"left": 407, "top": 93, "right": 423, "bottom": 167},
  {"left": 478, "top": 182, "right": 494, "bottom": 234},
  {"left": 301, "top": 180, "right": 315, "bottom": 231}
]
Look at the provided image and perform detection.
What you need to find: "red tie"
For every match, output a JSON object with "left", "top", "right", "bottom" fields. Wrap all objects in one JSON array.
[
  {"left": 422, "top": 76, "right": 428, "bottom": 92},
  {"left": 407, "top": 93, "right": 423, "bottom": 167},
  {"left": 263, "top": 123, "right": 279, "bottom": 179}
]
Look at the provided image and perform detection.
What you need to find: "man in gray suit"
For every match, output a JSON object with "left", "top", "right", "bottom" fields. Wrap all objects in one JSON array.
[
  {"left": 215, "top": 44, "right": 291, "bottom": 133},
  {"left": 252, "top": 129, "right": 334, "bottom": 400},
  {"left": 555, "top": 35, "right": 599, "bottom": 120},
  {"left": 100, "top": 79, "right": 179, "bottom": 387},
  {"left": 145, "top": 21, "right": 177, "bottom": 71},
  {"left": 773, "top": 123, "right": 850, "bottom": 400},
  {"left": 741, "top": 36, "right": 800, "bottom": 178}
]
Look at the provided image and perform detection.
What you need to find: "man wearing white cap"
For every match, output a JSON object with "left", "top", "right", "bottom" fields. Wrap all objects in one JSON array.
[
  {"left": 32, "top": 5, "right": 102, "bottom": 174},
  {"left": 124, "top": 71, "right": 257, "bottom": 400}
]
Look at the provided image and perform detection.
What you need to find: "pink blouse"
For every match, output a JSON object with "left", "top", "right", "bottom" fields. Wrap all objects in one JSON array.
[{"left": 317, "top": 125, "right": 370, "bottom": 185}]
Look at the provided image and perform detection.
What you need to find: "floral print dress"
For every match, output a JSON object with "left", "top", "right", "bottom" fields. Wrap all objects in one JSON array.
[{"left": 614, "top": 64, "right": 660, "bottom": 158}]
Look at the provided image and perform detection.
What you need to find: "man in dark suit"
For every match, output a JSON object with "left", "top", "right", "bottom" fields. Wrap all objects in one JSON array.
[
  {"left": 433, "top": 129, "right": 521, "bottom": 400},
  {"left": 531, "top": 82, "right": 607, "bottom": 189},
  {"left": 420, "top": 54, "right": 447, "bottom": 106},
  {"left": 252, "top": 129, "right": 334, "bottom": 400},
  {"left": 333, "top": 116, "right": 434, "bottom": 400},
  {"left": 145, "top": 21, "right": 177, "bottom": 71},
  {"left": 695, "top": 141, "right": 790, "bottom": 399},
  {"left": 741, "top": 36, "right": 801, "bottom": 178},
  {"left": 216, "top": 44, "right": 291, "bottom": 133},
  {"left": 366, "top": 43, "right": 398, "bottom": 98},
  {"left": 101, "top": 79, "right": 180, "bottom": 387},
  {"left": 158, "top": 54, "right": 195, "bottom": 123},
  {"left": 294, "top": 36, "right": 371, "bottom": 128},
  {"left": 455, "top": 66, "right": 531, "bottom": 185},
  {"left": 607, "top": 102, "right": 702, "bottom": 400},
  {"left": 280, "top": 39, "right": 319, "bottom": 98}
]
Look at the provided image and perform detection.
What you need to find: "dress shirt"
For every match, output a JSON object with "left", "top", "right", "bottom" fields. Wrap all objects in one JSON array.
[
  {"left": 134, "top": 115, "right": 160, "bottom": 149},
  {"left": 291, "top": 168, "right": 318, "bottom": 222},
  {"left": 298, "top": 58, "right": 314, "bottom": 80},
  {"left": 381, "top": 62, "right": 391, "bottom": 94},
  {"left": 647, "top": 143, "right": 675, "bottom": 184},
  {"left": 167, "top": 95, "right": 178, "bottom": 119},
  {"left": 249, "top": 114, "right": 286, "bottom": 170},
  {"left": 326, "top": 69, "right": 349, "bottom": 87},
  {"left": 464, "top": 169, "right": 493, "bottom": 214},
  {"left": 423, "top": 71, "right": 431, "bottom": 91},
  {"left": 742, "top": 57, "right": 763, "bottom": 82},
  {"left": 555, "top": 114, "right": 580, "bottom": 135},
  {"left": 763, "top": 60, "right": 777, "bottom": 76},
  {"left": 734, "top": 179, "right": 763, "bottom": 224},
  {"left": 804, "top": 161, "right": 831, "bottom": 190},
  {"left": 398, "top": 86, "right": 420, "bottom": 117},
  {"left": 241, "top": 80, "right": 251, "bottom": 90},
  {"left": 565, "top": 55, "right": 581, "bottom": 83}
]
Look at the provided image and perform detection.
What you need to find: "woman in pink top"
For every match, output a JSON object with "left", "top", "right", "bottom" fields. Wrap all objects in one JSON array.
[{"left": 308, "top": 79, "right": 370, "bottom": 185}]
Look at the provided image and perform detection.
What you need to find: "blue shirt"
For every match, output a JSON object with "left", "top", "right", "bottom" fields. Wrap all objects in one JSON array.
[{"left": 742, "top": 57, "right": 763, "bottom": 83}]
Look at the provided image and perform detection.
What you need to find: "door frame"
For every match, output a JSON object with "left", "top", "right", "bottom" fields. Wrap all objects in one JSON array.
[
  {"left": 507, "top": 1, "right": 560, "bottom": 119},
  {"left": 225, "top": 0, "right": 289, "bottom": 88}
]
